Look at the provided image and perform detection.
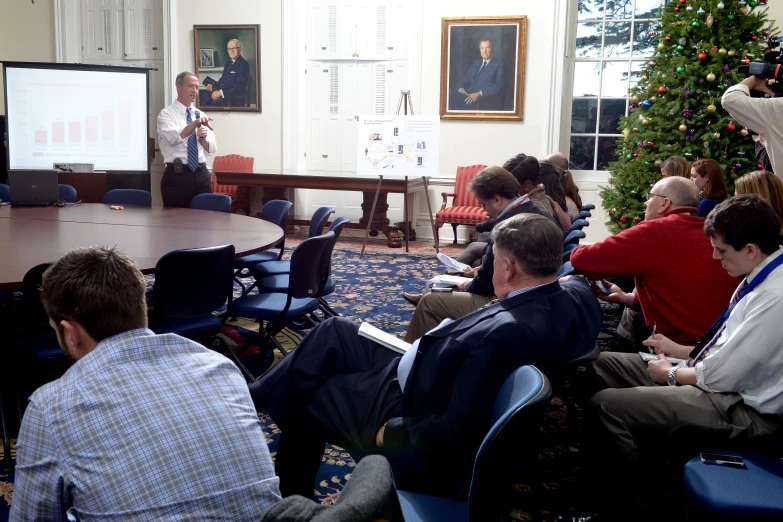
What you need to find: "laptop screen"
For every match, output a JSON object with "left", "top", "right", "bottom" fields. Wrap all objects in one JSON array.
[{"left": 8, "top": 170, "right": 60, "bottom": 206}]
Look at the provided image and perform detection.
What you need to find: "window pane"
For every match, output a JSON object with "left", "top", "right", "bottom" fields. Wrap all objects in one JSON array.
[
  {"left": 574, "top": 62, "right": 602, "bottom": 97},
  {"left": 601, "top": 61, "right": 630, "bottom": 97},
  {"left": 603, "top": 22, "right": 632, "bottom": 57},
  {"left": 576, "top": 22, "right": 603, "bottom": 58},
  {"left": 604, "top": 0, "right": 633, "bottom": 20},
  {"left": 599, "top": 99, "right": 626, "bottom": 134},
  {"left": 571, "top": 98, "right": 599, "bottom": 134},
  {"left": 577, "top": 0, "right": 605, "bottom": 20},
  {"left": 597, "top": 136, "right": 619, "bottom": 170},
  {"left": 629, "top": 61, "right": 646, "bottom": 90},
  {"left": 570, "top": 136, "right": 596, "bottom": 170},
  {"left": 634, "top": 0, "right": 659, "bottom": 18},
  {"left": 632, "top": 21, "right": 656, "bottom": 56}
]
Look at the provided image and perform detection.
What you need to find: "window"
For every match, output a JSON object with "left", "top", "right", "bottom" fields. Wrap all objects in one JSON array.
[{"left": 568, "top": 0, "right": 659, "bottom": 171}]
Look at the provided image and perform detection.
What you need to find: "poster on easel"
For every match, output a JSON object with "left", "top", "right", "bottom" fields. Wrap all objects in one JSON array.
[{"left": 356, "top": 115, "right": 440, "bottom": 176}]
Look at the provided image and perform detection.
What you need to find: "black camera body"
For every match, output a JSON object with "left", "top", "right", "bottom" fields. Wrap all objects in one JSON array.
[{"left": 737, "top": 37, "right": 783, "bottom": 97}]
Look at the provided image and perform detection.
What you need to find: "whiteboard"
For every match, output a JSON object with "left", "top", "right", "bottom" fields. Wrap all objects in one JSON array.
[{"left": 356, "top": 115, "right": 439, "bottom": 176}]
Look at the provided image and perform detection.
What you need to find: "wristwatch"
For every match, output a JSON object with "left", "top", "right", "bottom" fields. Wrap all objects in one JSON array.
[{"left": 667, "top": 367, "right": 680, "bottom": 387}]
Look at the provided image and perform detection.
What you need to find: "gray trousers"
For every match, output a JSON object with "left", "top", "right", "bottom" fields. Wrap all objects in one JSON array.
[{"left": 403, "top": 290, "right": 493, "bottom": 343}]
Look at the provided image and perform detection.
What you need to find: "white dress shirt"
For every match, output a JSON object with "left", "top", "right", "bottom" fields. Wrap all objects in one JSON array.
[
  {"left": 722, "top": 83, "right": 783, "bottom": 177},
  {"left": 156, "top": 99, "right": 217, "bottom": 164},
  {"left": 695, "top": 247, "right": 783, "bottom": 415}
]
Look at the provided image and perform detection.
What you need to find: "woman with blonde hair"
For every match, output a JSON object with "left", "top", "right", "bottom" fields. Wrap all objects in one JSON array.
[
  {"left": 734, "top": 170, "right": 783, "bottom": 239},
  {"left": 690, "top": 158, "right": 729, "bottom": 217},
  {"left": 660, "top": 156, "right": 690, "bottom": 178}
]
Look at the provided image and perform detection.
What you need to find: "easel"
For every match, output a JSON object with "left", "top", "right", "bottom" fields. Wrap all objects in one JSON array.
[{"left": 360, "top": 91, "right": 439, "bottom": 258}]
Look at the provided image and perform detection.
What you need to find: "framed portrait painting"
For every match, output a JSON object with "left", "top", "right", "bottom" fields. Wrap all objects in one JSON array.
[
  {"left": 194, "top": 24, "right": 261, "bottom": 112},
  {"left": 440, "top": 16, "right": 527, "bottom": 121}
]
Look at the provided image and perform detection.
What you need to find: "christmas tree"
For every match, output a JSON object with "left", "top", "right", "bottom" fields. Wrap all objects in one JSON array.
[{"left": 601, "top": 0, "right": 776, "bottom": 233}]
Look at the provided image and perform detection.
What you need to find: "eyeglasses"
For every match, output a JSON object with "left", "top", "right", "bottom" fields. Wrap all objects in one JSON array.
[
  {"left": 227, "top": 47, "right": 240, "bottom": 51},
  {"left": 646, "top": 192, "right": 667, "bottom": 202}
]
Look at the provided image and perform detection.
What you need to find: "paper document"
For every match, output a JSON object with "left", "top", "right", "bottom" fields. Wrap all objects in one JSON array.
[
  {"left": 638, "top": 352, "right": 687, "bottom": 365},
  {"left": 437, "top": 253, "right": 471, "bottom": 273},
  {"left": 359, "top": 322, "right": 411, "bottom": 355},
  {"left": 427, "top": 274, "right": 472, "bottom": 287}
]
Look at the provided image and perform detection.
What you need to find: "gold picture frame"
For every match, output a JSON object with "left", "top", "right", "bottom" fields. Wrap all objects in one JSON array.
[
  {"left": 440, "top": 16, "right": 527, "bottom": 121},
  {"left": 193, "top": 24, "right": 261, "bottom": 112}
]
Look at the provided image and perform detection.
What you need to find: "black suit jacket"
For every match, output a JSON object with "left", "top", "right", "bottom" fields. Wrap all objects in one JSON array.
[
  {"left": 217, "top": 54, "right": 251, "bottom": 102},
  {"left": 383, "top": 277, "right": 602, "bottom": 493}
]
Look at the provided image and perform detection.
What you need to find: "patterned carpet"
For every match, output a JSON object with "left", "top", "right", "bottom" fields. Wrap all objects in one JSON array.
[{"left": 0, "top": 236, "right": 619, "bottom": 521}]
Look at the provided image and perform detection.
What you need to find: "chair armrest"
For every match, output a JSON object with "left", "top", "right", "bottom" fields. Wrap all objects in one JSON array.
[{"left": 440, "top": 192, "right": 456, "bottom": 212}]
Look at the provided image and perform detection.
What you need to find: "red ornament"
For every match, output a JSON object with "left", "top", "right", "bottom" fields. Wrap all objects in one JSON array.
[
  {"left": 752, "top": 35, "right": 758, "bottom": 41},
  {"left": 658, "top": 85, "right": 667, "bottom": 94},
  {"left": 620, "top": 216, "right": 628, "bottom": 224},
  {"left": 679, "top": 0, "right": 686, "bottom": 3},
  {"left": 675, "top": 6, "right": 681, "bottom": 11},
  {"left": 647, "top": 141, "right": 655, "bottom": 147},
  {"left": 634, "top": 216, "right": 642, "bottom": 223},
  {"left": 666, "top": 35, "right": 672, "bottom": 42},
  {"left": 759, "top": 163, "right": 765, "bottom": 169},
  {"left": 633, "top": 127, "right": 639, "bottom": 133},
  {"left": 741, "top": 58, "right": 751, "bottom": 64},
  {"left": 710, "top": 46, "right": 718, "bottom": 52},
  {"left": 727, "top": 122, "right": 736, "bottom": 132},
  {"left": 698, "top": 52, "right": 709, "bottom": 61}
]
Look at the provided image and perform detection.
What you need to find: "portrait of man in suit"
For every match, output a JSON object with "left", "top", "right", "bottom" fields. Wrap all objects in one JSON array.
[
  {"left": 441, "top": 17, "right": 526, "bottom": 121},
  {"left": 194, "top": 25, "right": 261, "bottom": 112}
]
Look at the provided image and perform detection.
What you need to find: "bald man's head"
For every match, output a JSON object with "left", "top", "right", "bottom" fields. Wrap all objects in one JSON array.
[
  {"left": 657, "top": 176, "right": 699, "bottom": 208},
  {"left": 542, "top": 152, "right": 568, "bottom": 172}
]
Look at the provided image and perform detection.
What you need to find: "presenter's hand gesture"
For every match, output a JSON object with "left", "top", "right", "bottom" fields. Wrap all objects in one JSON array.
[
  {"left": 197, "top": 126, "right": 208, "bottom": 139},
  {"left": 205, "top": 84, "right": 213, "bottom": 92},
  {"left": 198, "top": 116, "right": 214, "bottom": 130},
  {"left": 211, "top": 91, "right": 223, "bottom": 101}
]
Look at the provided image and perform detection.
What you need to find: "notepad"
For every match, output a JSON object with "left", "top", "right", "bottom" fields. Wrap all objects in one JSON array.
[
  {"left": 427, "top": 274, "right": 472, "bottom": 287},
  {"left": 437, "top": 253, "right": 471, "bottom": 273},
  {"left": 358, "top": 322, "right": 411, "bottom": 355},
  {"left": 639, "top": 352, "right": 687, "bottom": 365}
]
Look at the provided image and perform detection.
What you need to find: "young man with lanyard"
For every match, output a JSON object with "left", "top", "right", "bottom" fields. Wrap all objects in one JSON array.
[
  {"left": 562, "top": 194, "right": 783, "bottom": 522},
  {"left": 402, "top": 166, "right": 551, "bottom": 342}
]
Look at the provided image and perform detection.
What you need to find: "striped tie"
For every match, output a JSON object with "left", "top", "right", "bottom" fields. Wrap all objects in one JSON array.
[{"left": 186, "top": 107, "right": 198, "bottom": 172}]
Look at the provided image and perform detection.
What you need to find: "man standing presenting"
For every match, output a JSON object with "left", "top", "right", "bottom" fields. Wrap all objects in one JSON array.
[
  {"left": 157, "top": 71, "right": 217, "bottom": 208},
  {"left": 200, "top": 39, "right": 251, "bottom": 107},
  {"left": 10, "top": 246, "right": 281, "bottom": 520},
  {"left": 571, "top": 176, "right": 737, "bottom": 349},
  {"left": 449, "top": 38, "right": 507, "bottom": 111}
]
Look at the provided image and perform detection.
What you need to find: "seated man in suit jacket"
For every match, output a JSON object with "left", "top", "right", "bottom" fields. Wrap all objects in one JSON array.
[
  {"left": 200, "top": 38, "right": 251, "bottom": 107},
  {"left": 449, "top": 38, "right": 507, "bottom": 111},
  {"left": 250, "top": 213, "right": 603, "bottom": 498}
]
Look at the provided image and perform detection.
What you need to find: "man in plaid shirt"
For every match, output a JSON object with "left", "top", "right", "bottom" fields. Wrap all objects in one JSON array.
[{"left": 10, "top": 246, "right": 281, "bottom": 521}]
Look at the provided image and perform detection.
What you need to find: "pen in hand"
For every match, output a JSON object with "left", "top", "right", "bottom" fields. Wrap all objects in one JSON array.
[{"left": 649, "top": 322, "right": 657, "bottom": 354}]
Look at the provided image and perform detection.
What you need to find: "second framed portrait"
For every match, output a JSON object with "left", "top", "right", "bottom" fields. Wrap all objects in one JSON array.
[
  {"left": 440, "top": 16, "right": 527, "bottom": 121},
  {"left": 194, "top": 24, "right": 261, "bottom": 112}
]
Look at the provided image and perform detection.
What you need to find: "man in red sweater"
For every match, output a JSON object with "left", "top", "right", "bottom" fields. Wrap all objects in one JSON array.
[{"left": 571, "top": 176, "right": 738, "bottom": 347}]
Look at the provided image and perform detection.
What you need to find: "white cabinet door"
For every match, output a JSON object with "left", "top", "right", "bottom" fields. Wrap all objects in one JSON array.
[
  {"left": 384, "top": 61, "right": 408, "bottom": 115},
  {"left": 82, "top": 0, "right": 124, "bottom": 61},
  {"left": 306, "top": 62, "right": 330, "bottom": 172},
  {"left": 324, "top": 64, "right": 343, "bottom": 172},
  {"left": 124, "top": 0, "right": 158, "bottom": 61},
  {"left": 387, "top": 0, "right": 408, "bottom": 62},
  {"left": 307, "top": 0, "right": 341, "bottom": 60}
]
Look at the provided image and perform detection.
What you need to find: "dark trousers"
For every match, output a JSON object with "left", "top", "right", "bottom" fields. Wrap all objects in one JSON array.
[
  {"left": 250, "top": 317, "right": 404, "bottom": 498},
  {"left": 161, "top": 163, "right": 212, "bottom": 208}
]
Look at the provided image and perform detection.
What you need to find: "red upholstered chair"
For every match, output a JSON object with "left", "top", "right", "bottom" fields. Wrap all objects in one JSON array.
[
  {"left": 211, "top": 154, "right": 253, "bottom": 215},
  {"left": 434, "top": 164, "right": 488, "bottom": 245}
]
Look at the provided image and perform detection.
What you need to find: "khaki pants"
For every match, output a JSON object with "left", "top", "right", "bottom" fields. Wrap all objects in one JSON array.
[{"left": 404, "top": 291, "right": 494, "bottom": 343}]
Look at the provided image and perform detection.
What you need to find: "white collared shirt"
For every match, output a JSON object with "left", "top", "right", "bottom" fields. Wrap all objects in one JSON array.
[
  {"left": 156, "top": 99, "right": 217, "bottom": 164},
  {"left": 695, "top": 247, "right": 783, "bottom": 415}
]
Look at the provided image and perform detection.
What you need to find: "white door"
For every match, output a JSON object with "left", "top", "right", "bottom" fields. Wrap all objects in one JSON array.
[{"left": 82, "top": 0, "right": 123, "bottom": 61}]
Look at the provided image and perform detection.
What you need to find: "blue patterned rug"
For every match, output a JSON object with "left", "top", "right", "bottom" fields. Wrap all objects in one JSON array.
[{"left": 0, "top": 238, "right": 619, "bottom": 521}]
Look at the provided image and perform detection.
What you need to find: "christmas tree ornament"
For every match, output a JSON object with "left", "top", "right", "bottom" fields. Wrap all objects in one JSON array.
[
  {"left": 717, "top": 1, "right": 725, "bottom": 7},
  {"left": 642, "top": 118, "right": 651, "bottom": 125},
  {"left": 698, "top": 51, "right": 708, "bottom": 61},
  {"left": 706, "top": 72, "right": 716, "bottom": 82},
  {"left": 718, "top": 47, "right": 727, "bottom": 54},
  {"left": 647, "top": 141, "right": 655, "bottom": 147},
  {"left": 679, "top": 123, "right": 688, "bottom": 132},
  {"left": 736, "top": 162, "right": 743, "bottom": 168},
  {"left": 625, "top": 154, "right": 632, "bottom": 160},
  {"left": 634, "top": 216, "right": 642, "bottom": 223},
  {"left": 714, "top": 131, "right": 721, "bottom": 138},
  {"left": 648, "top": 60, "right": 657, "bottom": 68},
  {"left": 707, "top": 14, "right": 715, "bottom": 27},
  {"left": 650, "top": 96, "right": 657, "bottom": 102},
  {"left": 728, "top": 50, "right": 736, "bottom": 57},
  {"left": 750, "top": 0, "right": 758, "bottom": 6},
  {"left": 655, "top": 159, "right": 663, "bottom": 167},
  {"left": 658, "top": 85, "right": 666, "bottom": 94},
  {"left": 758, "top": 163, "right": 764, "bottom": 170},
  {"left": 630, "top": 95, "right": 640, "bottom": 104},
  {"left": 752, "top": 34, "right": 758, "bottom": 41},
  {"left": 677, "top": 45, "right": 685, "bottom": 51},
  {"left": 698, "top": 7, "right": 706, "bottom": 14},
  {"left": 740, "top": 128, "right": 749, "bottom": 136},
  {"left": 739, "top": 0, "right": 746, "bottom": 5},
  {"left": 686, "top": 133, "right": 696, "bottom": 141},
  {"left": 676, "top": 65, "right": 686, "bottom": 73},
  {"left": 727, "top": 13, "right": 735, "bottom": 20},
  {"left": 666, "top": 35, "right": 672, "bottom": 42},
  {"left": 739, "top": 6, "right": 749, "bottom": 14},
  {"left": 642, "top": 98, "right": 653, "bottom": 109},
  {"left": 710, "top": 46, "right": 718, "bottom": 52},
  {"left": 738, "top": 150, "right": 745, "bottom": 156},
  {"left": 704, "top": 141, "right": 711, "bottom": 148},
  {"left": 682, "top": 86, "right": 691, "bottom": 96},
  {"left": 692, "top": 20, "right": 700, "bottom": 28},
  {"left": 620, "top": 216, "right": 628, "bottom": 224},
  {"left": 658, "top": 42, "right": 666, "bottom": 51},
  {"left": 675, "top": 6, "right": 681, "bottom": 12},
  {"left": 633, "top": 127, "right": 639, "bottom": 133},
  {"left": 727, "top": 122, "right": 736, "bottom": 132},
  {"left": 609, "top": 208, "right": 616, "bottom": 215},
  {"left": 741, "top": 58, "right": 751, "bottom": 64},
  {"left": 641, "top": 75, "right": 648, "bottom": 81},
  {"left": 679, "top": 0, "right": 685, "bottom": 4},
  {"left": 682, "top": 108, "right": 693, "bottom": 118},
  {"left": 723, "top": 64, "right": 731, "bottom": 73},
  {"left": 637, "top": 141, "right": 644, "bottom": 147},
  {"left": 707, "top": 104, "right": 717, "bottom": 112},
  {"left": 686, "top": 5, "right": 693, "bottom": 11},
  {"left": 648, "top": 30, "right": 657, "bottom": 36},
  {"left": 718, "top": 84, "right": 725, "bottom": 90},
  {"left": 747, "top": 53, "right": 755, "bottom": 59},
  {"left": 679, "top": 37, "right": 687, "bottom": 45}
]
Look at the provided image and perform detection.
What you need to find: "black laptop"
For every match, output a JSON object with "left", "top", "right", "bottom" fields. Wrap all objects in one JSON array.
[{"left": 8, "top": 170, "right": 59, "bottom": 206}]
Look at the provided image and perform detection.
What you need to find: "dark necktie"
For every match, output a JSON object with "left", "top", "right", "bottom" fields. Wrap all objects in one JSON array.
[
  {"left": 689, "top": 278, "right": 749, "bottom": 365},
  {"left": 186, "top": 107, "right": 198, "bottom": 172},
  {"left": 478, "top": 60, "right": 487, "bottom": 74}
]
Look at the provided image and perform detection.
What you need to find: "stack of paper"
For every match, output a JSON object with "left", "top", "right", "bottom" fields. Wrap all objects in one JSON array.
[
  {"left": 437, "top": 253, "right": 471, "bottom": 273},
  {"left": 358, "top": 322, "right": 412, "bottom": 354},
  {"left": 427, "top": 274, "right": 472, "bottom": 288}
]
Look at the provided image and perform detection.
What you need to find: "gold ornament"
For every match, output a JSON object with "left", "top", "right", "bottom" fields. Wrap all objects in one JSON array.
[
  {"left": 728, "top": 50, "right": 736, "bottom": 57},
  {"left": 641, "top": 75, "right": 648, "bottom": 81},
  {"left": 679, "top": 123, "right": 688, "bottom": 132},
  {"left": 718, "top": 47, "right": 727, "bottom": 55},
  {"left": 650, "top": 96, "right": 658, "bottom": 102},
  {"left": 623, "top": 128, "right": 630, "bottom": 137},
  {"left": 630, "top": 95, "right": 640, "bottom": 104},
  {"left": 740, "top": 128, "right": 749, "bottom": 136},
  {"left": 739, "top": 5, "right": 749, "bottom": 14},
  {"left": 654, "top": 159, "right": 663, "bottom": 167},
  {"left": 657, "top": 42, "right": 666, "bottom": 51},
  {"left": 706, "top": 72, "right": 716, "bottom": 82},
  {"left": 707, "top": 104, "right": 717, "bottom": 112},
  {"left": 642, "top": 118, "right": 651, "bottom": 125}
]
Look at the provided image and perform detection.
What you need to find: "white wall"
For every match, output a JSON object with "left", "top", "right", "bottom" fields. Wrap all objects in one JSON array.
[{"left": 0, "top": 0, "right": 57, "bottom": 114}]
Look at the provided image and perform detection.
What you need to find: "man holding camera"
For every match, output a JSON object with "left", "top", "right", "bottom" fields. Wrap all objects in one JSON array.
[
  {"left": 722, "top": 75, "right": 782, "bottom": 176},
  {"left": 157, "top": 71, "right": 217, "bottom": 208}
]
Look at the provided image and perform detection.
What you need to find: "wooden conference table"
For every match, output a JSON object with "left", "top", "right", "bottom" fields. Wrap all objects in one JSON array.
[
  {"left": 213, "top": 169, "right": 438, "bottom": 254},
  {"left": 0, "top": 204, "right": 284, "bottom": 290}
]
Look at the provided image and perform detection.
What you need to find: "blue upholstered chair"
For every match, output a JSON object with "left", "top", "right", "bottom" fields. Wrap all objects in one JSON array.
[
  {"left": 683, "top": 451, "right": 783, "bottom": 520},
  {"left": 190, "top": 193, "right": 232, "bottom": 213},
  {"left": 149, "top": 244, "right": 254, "bottom": 382},
  {"left": 58, "top": 184, "right": 77, "bottom": 203},
  {"left": 397, "top": 365, "right": 553, "bottom": 522},
  {"left": 0, "top": 184, "right": 9, "bottom": 202},
  {"left": 563, "top": 230, "right": 586, "bottom": 248},
  {"left": 103, "top": 189, "right": 152, "bottom": 207},
  {"left": 232, "top": 233, "right": 333, "bottom": 359},
  {"left": 562, "top": 243, "right": 579, "bottom": 262},
  {"left": 581, "top": 203, "right": 595, "bottom": 212},
  {"left": 575, "top": 210, "right": 592, "bottom": 221},
  {"left": 569, "top": 219, "right": 590, "bottom": 234},
  {"left": 557, "top": 261, "right": 575, "bottom": 279},
  {"left": 233, "top": 199, "right": 292, "bottom": 294}
]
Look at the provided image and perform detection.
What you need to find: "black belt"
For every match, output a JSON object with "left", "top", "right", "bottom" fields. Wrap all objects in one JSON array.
[{"left": 166, "top": 162, "right": 207, "bottom": 168}]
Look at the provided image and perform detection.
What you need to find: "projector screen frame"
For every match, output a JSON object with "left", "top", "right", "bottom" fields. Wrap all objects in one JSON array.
[{"left": 2, "top": 61, "right": 152, "bottom": 178}]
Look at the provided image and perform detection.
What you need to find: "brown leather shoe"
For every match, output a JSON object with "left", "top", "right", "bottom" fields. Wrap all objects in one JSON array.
[{"left": 401, "top": 292, "right": 422, "bottom": 306}]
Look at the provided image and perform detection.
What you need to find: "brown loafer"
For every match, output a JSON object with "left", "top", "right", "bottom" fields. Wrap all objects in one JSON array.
[{"left": 401, "top": 292, "right": 422, "bottom": 306}]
